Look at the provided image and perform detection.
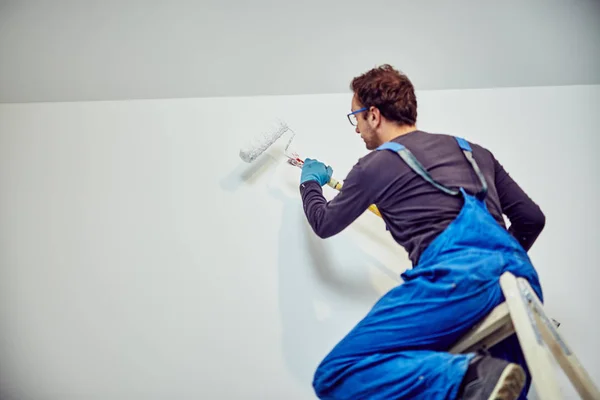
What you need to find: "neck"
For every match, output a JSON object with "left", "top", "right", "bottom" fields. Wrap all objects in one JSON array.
[{"left": 379, "top": 124, "right": 418, "bottom": 143}]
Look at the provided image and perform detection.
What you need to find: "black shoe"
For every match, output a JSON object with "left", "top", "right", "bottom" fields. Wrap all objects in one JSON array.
[{"left": 457, "top": 354, "right": 526, "bottom": 400}]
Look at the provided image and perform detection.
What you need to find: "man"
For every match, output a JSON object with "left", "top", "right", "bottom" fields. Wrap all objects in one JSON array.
[{"left": 298, "top": 65, "right": 546, "bottom": 399}]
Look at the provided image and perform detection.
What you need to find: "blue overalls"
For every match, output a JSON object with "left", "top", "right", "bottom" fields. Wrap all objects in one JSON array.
[{"left": 312, "top": 137, "right": 543, "bottom": 399}]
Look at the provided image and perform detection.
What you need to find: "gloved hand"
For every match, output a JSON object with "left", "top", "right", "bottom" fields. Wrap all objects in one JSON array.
[{"left": 301, "top": 158, "right": 333, "bottom": 186}]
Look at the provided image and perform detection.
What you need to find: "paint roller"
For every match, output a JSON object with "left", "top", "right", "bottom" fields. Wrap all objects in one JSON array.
[{"left": 239, "top": 120, "right": 382, "bottom": 218}]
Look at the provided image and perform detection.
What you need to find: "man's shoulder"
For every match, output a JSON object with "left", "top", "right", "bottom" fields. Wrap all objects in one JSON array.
[
  {"left": 348, "top": 144, "right": 408, "bottom": 186},
  {"left": 355, "top": 145, "right": 401, "bottom": 170},
  {"left": 399, "top": 129, "right": 468, "bottom": 146},
  {"left": 351, "top": 130, "right": 495, "bottom": 175},
  {"left": 400, "top": 130, "right": 494, "bottom": 157}
]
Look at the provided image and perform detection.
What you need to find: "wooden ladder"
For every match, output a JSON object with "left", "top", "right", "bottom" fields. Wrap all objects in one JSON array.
[{"left": 449, "top": 272, "right": 600, "bottom": 399}]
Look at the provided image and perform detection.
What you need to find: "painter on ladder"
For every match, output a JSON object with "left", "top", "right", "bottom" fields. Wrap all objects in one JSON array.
[{"left": 299, "top": 64, "right": 546, "bottom": 400}]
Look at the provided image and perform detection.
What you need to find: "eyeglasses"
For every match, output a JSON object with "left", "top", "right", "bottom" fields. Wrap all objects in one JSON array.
[{"left": 347, "top": 107, "right": 368, "bottom": 126}]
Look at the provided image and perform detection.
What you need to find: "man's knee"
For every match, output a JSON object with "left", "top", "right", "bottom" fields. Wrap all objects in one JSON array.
[
  {"left": 312, "top": 356, "right": 339, "bottom": 399},
  {"left": 312, "top": 361, "right": 328, "bottom": 397}
]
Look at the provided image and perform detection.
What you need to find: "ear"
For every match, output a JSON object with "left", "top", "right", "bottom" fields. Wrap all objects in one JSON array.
[{"left": 368, "top": 106, "right": 381, "bottom": 126}]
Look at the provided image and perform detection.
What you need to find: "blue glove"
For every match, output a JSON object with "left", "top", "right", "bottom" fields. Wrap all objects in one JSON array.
[{"left": 301, "top": 158, "right": 333, "bottom": 186}]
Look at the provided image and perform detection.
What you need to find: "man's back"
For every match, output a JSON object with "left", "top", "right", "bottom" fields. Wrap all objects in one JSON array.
[{"left": 300, "top": 130, "right": 545, "bottom": 266}]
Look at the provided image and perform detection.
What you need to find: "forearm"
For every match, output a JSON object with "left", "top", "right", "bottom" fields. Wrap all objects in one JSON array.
[
  {"left": 298, "top": 156, "right": 378, "bottom": 239},
  {"left": 505, "top": 199, "right": 546, "bottom": 251},
  {"left": 494, "top": 157, "right": 546, "bottom": 251},
  {"left": 300, "top": 177, "right": 376, "bottom": 239},
  {"left": 300, "top": 181, "right": 344, "bottom": 238}
]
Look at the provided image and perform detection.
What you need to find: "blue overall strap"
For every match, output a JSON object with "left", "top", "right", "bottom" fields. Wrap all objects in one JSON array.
[
  {"left": 376, "top": 142, "right": 460, "bottom": 196},
  {"left": 454, "top": 137, "right": 488, "bottom": 199},
  {"left": 376, "top": 138, "right": 488, "bottom": 198}
]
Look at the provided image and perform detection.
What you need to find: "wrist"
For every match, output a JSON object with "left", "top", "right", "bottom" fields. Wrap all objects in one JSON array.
[
  {"left": 300, "top": 179, "right": 321, "bottom": 191},
  {"left": 300, "top": 175, "right": 318, "bottom": 184}
]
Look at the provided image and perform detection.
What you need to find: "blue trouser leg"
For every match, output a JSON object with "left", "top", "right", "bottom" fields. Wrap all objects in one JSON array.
[
  {"left": 312, "top": 277, "right": 518, "bottom": 399},
  {"left": 314, "top": 349, "right": 475, "bottom": 400}
]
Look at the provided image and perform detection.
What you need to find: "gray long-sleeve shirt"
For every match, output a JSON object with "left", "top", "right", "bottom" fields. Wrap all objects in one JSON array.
[{"left": 300, "top": 130, "right": 545, "bottom": 266}]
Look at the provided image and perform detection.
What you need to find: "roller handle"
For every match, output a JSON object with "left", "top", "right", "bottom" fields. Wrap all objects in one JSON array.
[{"left": 327, "top": 177, "right": 382, "bottom": 218}]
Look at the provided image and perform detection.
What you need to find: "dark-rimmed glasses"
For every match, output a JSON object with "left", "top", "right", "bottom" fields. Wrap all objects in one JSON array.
[{"left": 347, "top": 107, "right": 367, "bottom": 126}]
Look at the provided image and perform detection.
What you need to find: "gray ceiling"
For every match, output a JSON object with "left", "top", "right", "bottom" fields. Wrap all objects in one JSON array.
[{"left": 1, "top": 0, "right": 599, "bottom": 103}]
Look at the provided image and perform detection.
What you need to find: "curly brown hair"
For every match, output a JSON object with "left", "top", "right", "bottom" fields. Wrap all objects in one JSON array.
[{"left": 350, "top": 64, "right": 417, "bottom": 126}]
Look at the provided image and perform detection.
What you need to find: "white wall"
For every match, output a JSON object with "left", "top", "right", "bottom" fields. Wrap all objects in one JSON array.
[{"left": 0, "top": 85, "right": 598, "bottom": 399}]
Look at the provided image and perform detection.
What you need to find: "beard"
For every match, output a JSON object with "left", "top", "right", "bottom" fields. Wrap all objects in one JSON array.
[{"left": 362, "top": 131, "right": 378, "bottom": 150}]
